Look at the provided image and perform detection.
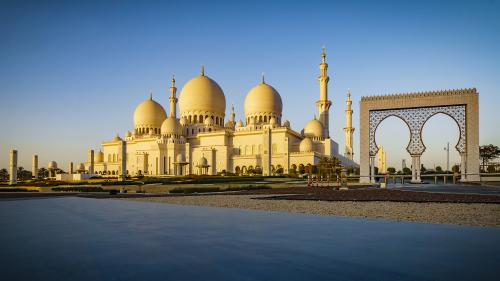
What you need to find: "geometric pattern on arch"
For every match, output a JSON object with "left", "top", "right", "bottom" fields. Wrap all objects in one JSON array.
[{"left": 369, "top": 105, "right": 466, "bottom": 156}]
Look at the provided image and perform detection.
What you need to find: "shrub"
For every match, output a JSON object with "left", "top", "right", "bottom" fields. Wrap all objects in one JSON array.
[{"left": 52, "top": 186, "right": 105, "bottom": 192}]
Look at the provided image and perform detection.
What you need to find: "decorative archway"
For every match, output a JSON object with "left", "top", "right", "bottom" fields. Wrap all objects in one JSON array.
[{"left": 360, "top": 89, "right": 479, "bottom": 183}]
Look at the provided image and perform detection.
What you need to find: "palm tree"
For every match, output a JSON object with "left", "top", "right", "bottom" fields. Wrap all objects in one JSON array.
[{"left": 0, "top": 168, "right": 8, "bottom": 181}]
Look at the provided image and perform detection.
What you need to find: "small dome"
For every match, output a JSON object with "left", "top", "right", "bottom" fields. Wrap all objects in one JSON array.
[
  {"left": 283, "top": 119, "right": 290, "bottom": 128},
  {"left": 199, "top": 155, "right": 208, "bottom": 166},
  {"left": 133, "top": 96, "right": 167, "bottom": 130},
  {"left": 113, "top": 134, "right": 122, "bottom": 141},
  {"left": 304, "top": 118, "right": 324, "bottom": 138},
  {"left": 269, "top": 116, "right": 277, "bottom": 126},
  {"left": 244, "top": 81, "right": 283, "bottom": 120},
  {"left": 204, "top": 116, "right": 214, "bottom": 126},
  {"left": 161, "top": 117, "right": 183, "bottom": 136},
  {"left": 95, "top": 151, "right": 104, "bottom": 163},
  {"left": 126, "top": 131, "right": 132, "bottom": 137},
  {"left": 299, "top": 138, "right": 313, "bottom": 152},
  {"left": 77, "top": 163, "right": 85, "bottom": 171},
  {"left": 179, "top": 116, "right": 188, "bottom": 126},
  {"left": 236, "top": 120, "right": 244, "bottom": 128},
  {"left": 224, "top": 120, "right": 234, "bottom": 128},
  {"left": 176, "top": 154, "right": 186, "bottom": 163},
  {"left": 48, "top": 161, "right": 58, "bottom": 169},
  {"left": 179, "top": 72, "right": 226, "bottom": 117}
]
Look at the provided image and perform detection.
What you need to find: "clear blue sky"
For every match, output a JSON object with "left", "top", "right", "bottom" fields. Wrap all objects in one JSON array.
[{"left": 1, "top": 0, "right": 499, "bottom": 171}]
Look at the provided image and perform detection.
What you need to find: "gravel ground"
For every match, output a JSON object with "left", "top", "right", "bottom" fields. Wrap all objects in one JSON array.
[{"left": 123, "top": 195, "right": 500, "bottom": 227}]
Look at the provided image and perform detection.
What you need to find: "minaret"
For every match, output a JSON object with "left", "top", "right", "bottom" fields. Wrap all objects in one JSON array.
[
  {"left": 230, "top": 103, "right": 235, "bottom": 123},
  {"left": 316, "top": 47, "right": 332, "bottom": 138},
  {"left": 344, "top": 89, "right": 355, "bottom": 160},
  {"left": 169, "top": 75, "right": 177, "bottom": 118}
]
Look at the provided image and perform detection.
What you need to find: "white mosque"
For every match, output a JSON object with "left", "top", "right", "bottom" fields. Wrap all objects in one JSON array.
[{"left": 82, "top": 49, "right": 357, "bottom": 177}]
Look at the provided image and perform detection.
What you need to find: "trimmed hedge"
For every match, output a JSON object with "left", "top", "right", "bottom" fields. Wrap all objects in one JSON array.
[
  {"left": 169, "top": 185, "right": 271, "bottom": 194},
  {"left": 0, "top": 188, "right": 38, "bottom": 192}
]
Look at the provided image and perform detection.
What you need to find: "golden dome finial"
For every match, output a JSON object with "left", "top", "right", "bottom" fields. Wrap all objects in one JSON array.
[
  {"left": 171, "top": 74, "right": 176, "bottom": 86},
  {"left": 347, "top": 88, "right": 351, "bottom": 100},
  {"left": 261, "top": 72, "right": 265, "bottom": 84},
  {"left": 321, "top": 45, "right": 326, "bottom": 63},
  {"left": 201, "top": 65, "right": 205, "bottom": 76},
  {"left": 149, "top": 90, "right": 153, "bottom": 100}
]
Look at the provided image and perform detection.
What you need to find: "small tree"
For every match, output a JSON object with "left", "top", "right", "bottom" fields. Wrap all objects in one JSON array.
[
  {"left": 435, "top": 166, "right": 443, "bottom": 173},
  {"left": 38, "top": 168, "right": 49, "bottom": 178},
  {"left": 480, "top": 144, "right": 500, "bottom": 169},
  {"left": 402, "top": 167, "right": 411, "bottom": 175},
  {"left": 17, "top": 167, "right": 32, "bottom": 180},
  {"left": 452, "top": 164, "right": 460, "bottom": 173},
  {"left": 387, "top": 167, "right": 396, "bottom": 174},
  {"left": 420, "top": 164, "right": 427, "bottom": 173}
]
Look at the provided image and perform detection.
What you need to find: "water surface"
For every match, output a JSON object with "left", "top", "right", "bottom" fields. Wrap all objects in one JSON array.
[{"left": 0, "top": 197, "right": 498, "bottom": 281}]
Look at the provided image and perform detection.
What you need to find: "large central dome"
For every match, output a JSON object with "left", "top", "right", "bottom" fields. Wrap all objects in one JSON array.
[
  {"left": 244, "top": 79, "right": 282, "bottom": 125},
  {"left": 179, "top": 69, "right": 226, "bottom": 123}
]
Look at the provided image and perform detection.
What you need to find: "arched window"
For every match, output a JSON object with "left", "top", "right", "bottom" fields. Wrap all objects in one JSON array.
[
  {"left": 199, "top": 115, "right": 203, "bottom": 123},
  {"left": 272, "top": 143, "right": 277, "bottom": 154},
  {"left": 194, "top": 115, "right": 198, "bottom": 123}
]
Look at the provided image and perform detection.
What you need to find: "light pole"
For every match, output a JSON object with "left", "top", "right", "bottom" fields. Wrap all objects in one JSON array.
[{"left": 444, "top": 142, "right": 450, "bottom": 172}]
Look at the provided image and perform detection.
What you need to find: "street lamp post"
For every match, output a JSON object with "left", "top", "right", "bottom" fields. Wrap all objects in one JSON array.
[{"left": 444, "top": 142, "right": 450, "bottom": 172}]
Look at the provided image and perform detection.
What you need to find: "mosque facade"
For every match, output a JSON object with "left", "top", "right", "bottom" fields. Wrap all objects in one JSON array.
[{"left": 86, "top": 50, "right": 357, "bottom": 177}]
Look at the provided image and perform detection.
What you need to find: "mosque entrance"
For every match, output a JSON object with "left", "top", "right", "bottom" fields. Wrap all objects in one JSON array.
[{"left": 359, "top": 89, "right": 479, "bottom": 183}]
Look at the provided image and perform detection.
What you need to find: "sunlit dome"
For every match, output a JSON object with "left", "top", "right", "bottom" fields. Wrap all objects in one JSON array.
[
  {"left": 179, "top": 68, "right": 226, "bottom": 118},
  {"left": 161, "top": 117, "right": 183, "bottom": 136},
  {"left": 299, "top": 137, "right": 313, "bottom": 152},
  {"left": 199, "top": 155, "right": 208, "bottom": 166},
  {"left": 133, "top": 95, "right": 167, "bottom": 130},
  {"left": 48, "top": 161, "right": 58, "bottom": 169},
  {"left": 304, "top": 117, "right": 324, "bottom": 138},
  {"left": 244, "top": 78, "right": 283, "bottom": 122}
]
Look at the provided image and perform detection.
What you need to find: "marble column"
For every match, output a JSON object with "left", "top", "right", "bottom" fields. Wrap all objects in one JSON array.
[
  {"left": 460, "top": 152, "right": 467, "bottom": 182},
  {"left": 88, "top": 149, "right": 94, "bottom": 174},
  {"left": 369, "top": 156, "right": 375, "bottom": 183},
  {"left": 32, "top": 155, "right": 38, "bottom": 179},
  {"left": 121, "top": 141, "right": 127, "bottom": 182},
  {"left": 411, "top": 155, "right": 422, "bottom": 183}
]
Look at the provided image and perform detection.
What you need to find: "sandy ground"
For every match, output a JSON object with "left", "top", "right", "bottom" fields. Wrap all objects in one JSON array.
[{"left": 123, "top": 194, "right": 500, "bottom": 227}]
